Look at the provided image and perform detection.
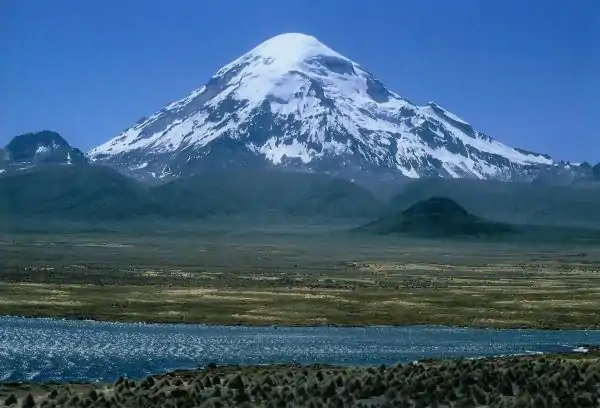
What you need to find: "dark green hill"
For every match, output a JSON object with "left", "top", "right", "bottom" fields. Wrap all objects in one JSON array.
[
  {"left": 149, "top": 169, "right": 383, "bottom": 219},
  {"left": 0, "top": 165, "right": 150, "bottom": 219},
  {"left": 387, "top": 178, "right": 600, "bottom": 228},
  {"left": 358, "top": 196, "right": 516, "bottom": 238}
]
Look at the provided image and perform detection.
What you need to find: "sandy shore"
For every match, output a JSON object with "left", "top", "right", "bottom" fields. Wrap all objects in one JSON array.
[{"left": 1, "top": 349, "right": 599, "bottom": 407}]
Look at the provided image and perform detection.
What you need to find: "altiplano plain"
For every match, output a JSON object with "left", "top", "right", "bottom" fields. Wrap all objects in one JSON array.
[{"left": 1, "top": 224, "right": 599, "bottom": 329}]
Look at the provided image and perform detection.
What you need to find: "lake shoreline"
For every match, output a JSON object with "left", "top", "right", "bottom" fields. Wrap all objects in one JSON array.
[{"left": 3, "top": 312, "right": 600, "bottom": 331}]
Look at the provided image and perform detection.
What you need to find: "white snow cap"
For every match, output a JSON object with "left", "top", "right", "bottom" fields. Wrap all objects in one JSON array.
[
  {"left": 214, "top": 32, "right": 349, "bottom": 83},
  {"left": 247, "top": 32, "right": 345, "bottom": 63}
]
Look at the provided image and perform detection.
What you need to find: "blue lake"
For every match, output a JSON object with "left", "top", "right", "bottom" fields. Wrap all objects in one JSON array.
[{"left": 1, "top": 317, "right": 598, "bottom": 383}]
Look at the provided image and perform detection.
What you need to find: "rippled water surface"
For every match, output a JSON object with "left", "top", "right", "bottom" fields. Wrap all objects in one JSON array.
[{"left": 1, "top": 317, "right": 599, "bottom": 383}]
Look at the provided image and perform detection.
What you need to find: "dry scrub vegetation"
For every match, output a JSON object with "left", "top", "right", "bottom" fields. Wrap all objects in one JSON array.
[
  {"left": 0, "top": 229, "right": 599, "bottom": 329},
  {"left": 1, "top": 351, "right": 600, "bottom": 407}
]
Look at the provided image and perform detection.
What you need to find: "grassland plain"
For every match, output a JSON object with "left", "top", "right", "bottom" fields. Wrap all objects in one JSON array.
[{"left": 1, "top": 220, "right": 600, "bottom": 329}]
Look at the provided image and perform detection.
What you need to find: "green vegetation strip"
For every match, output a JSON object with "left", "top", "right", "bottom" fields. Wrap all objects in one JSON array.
[{"left": 1, "top": 351, "right": 599, "bottom": 407}]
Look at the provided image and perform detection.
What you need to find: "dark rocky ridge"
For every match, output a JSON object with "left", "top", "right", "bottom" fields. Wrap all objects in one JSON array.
[{"left": 0, "top": 131, "right": 88, "bottom": 175}]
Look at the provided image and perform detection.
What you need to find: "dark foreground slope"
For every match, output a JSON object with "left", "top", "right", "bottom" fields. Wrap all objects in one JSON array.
[
  {"left": 358, "top": 197, "right": 517, "bottom": 238},
  {"left": 0, "top": 166, "right": 382, "bottom": 221},
  {"left": 2, "top": 351, "right": 599, "bottom": 408},
  {"left": 388, "top": 178, "right": 600, "bottom": 228}
]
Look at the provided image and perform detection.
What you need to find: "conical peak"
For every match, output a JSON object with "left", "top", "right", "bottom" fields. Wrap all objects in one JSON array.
[
  {"left": 244, "top": 32, "right": 348, "bottom": 67},
  {"left": 88, "top": 31, "right": 555, "bottom": 182}
]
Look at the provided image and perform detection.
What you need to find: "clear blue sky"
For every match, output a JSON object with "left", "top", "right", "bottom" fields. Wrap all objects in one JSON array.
[{"left": 2, "top": 0, "right": 598, "bottom": 162}]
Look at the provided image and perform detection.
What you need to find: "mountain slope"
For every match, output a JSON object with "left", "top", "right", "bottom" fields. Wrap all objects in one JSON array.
[
  {"left": 148, "top": 169, "right": 383, "bottom": 219},
  {"left": 0, "top": 165, "right": 149, "bottom": 219},
  {"left": 0, "top": 166, "right": 382, "bottom": 220},
  {"left": 1, "top": 131, "right": 88, "bottom": 174},
  {"left": 88, "top": 33, "right": 553, "bottom": 182},
  {"left": 530, "top": 161, "right": 600, "bottom": 186}
]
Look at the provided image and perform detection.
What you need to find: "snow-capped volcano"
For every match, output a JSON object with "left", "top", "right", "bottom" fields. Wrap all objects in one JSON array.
[{"left": 88, "top": 32, "right": 554, "bottom": 181}]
